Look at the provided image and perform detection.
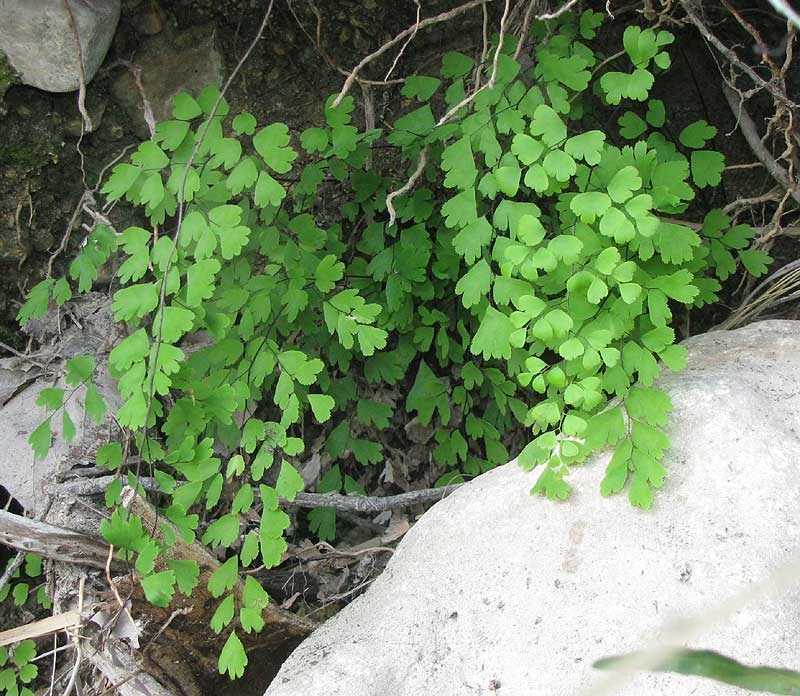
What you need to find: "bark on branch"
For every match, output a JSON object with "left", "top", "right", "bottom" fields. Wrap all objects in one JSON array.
[
  {"left": 681, "top": 0, "right": 799, "bottom": 110},
  {"left": 0, "top": 509, "right": 120, "bottom": 571},
  {"left": 288, "top": 484, "right": 463, "bottom": 514},
  {"left": 722, "top": 83, "right": 800, "bottom": 207},
  {"left": 48, "top": 475, "right": 463, "bottom": 515}
]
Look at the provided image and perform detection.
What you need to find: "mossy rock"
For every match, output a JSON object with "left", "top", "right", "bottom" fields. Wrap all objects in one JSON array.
[{"left": 0, "top": 50, "right": 20, "bottom": 102}]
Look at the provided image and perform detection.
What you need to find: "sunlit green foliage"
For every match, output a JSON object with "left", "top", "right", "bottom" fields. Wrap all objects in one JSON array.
[
  {"left": 595, "top": 648, "right": 800, "bottom": 694},
  {"left": 16, "top": 13, "right": 771, "bottom": 680}
]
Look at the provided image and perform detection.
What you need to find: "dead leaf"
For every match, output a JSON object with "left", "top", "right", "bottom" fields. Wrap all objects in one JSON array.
[
  {"left": 381, "top": 512, "right": 410, "bottom": 543},
  {"left": 280, "top": 592, "right": 301, "bottom": 610}
]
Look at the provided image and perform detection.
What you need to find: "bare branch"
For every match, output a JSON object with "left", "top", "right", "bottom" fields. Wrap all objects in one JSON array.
[
  {"left": 46, "top": 475, "right": 159, "bottom": 498},
  {"left": 384, "top": 0, "right": 421, "bottom": 81},
  {"left": 386, "top": 146, "right": 428, "bottom": 227},
  {"left": 538, "top": 0, "right": 581, "bottom": 21},
  {"left": 0, "top": 612, "right": 81, "bottom": 648},
  {"left": 514, "top": 0, "right": 539, "bottom": 61},
  {"left": 331, "top": 0, "right": 490, "bottom": 108},
  {"left": 721, "top": 83, "right": 800, "bottom": 206},
  {"left": 680, "top": 0, "right": 798, "bottom": 110},
  {"left": 83, "top": 636, "right": 178, "bottom": 696},
  {"left": 286, "top": 484, "right": 463, "bottom": 514},
  {"left": 288, "top": 1, "right": 405, "bottom": 87},
  {"left": 385, "top": 0, "right": 511, "bottom": 225},
  {"left": 472, "top": 1, "right": 490, "bottom": 90},
  {"left": 0, "top": 552, "right": 25, "bottom": 597},
  {"left": 0, "top": 509, "right": 122, "bottom": 571},
  {"left": 437, "top": 0, "right": 512, "bottom": 125},
  {"left": 61, "top": 0, "right": 93, "bottom": 133},
  {"left": 0, "top": 496, "right": 55, "bottom": 595}
]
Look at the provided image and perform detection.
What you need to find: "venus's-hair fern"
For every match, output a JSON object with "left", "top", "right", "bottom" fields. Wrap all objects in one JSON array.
[{"left": 16, "top": 10, "right": 771, "bottom": 680}]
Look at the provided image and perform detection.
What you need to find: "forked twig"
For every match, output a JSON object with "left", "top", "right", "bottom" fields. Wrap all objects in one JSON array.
[
  {"left": 331, "top": 0, "right": 489, "bottom": 108},
  {"left": 385, "top": 0, "right": 511, "bottom": 225},
  {"left": 384, "top": 0, "right": 421, "bottom": 81},
  {"left": 721, "top": 83, "right": 800, "bottom": 206}
]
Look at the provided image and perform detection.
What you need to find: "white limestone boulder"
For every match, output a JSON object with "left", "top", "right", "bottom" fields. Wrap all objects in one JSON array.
[
  {"left": 0, "top": 0, "right": 120, "bottom": 93},
  {"left": 266, "top": 320, "right": 800, "bottom": 696}
]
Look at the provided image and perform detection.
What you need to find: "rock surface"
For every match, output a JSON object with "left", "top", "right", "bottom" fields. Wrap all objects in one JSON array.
[
  {"left": 2, "top": 294, "right": 122, "bottom": 515},
  {"left": 0, "top": 0, "right": 120, "bottom": 93},
  {"left": 111, "top": 24, "right": 223, "bottom": 138},
  {"left": 266, "top": 320, "right": 800, "bottom": 696}
]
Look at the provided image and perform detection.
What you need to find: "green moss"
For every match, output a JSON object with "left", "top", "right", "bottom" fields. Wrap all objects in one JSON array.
[
  {"left": 0, "top": 94, "right": 64, "bottom": 171},
  {"left": 0, "top": 50, "right": 19, "bottom": 102}
]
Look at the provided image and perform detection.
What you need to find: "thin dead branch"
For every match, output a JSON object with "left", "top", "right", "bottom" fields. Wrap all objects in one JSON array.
[
  {"left": 386, "top": 0, "right": 511, "bottom": 225},
  {"left": 0, "top": 496, "right": 55, "bottom": 595},
  {"left": 680, "top": 0, "right": 799, "bottom": 111},
  {"left": 288, "top": 1, "right": 404, "bottom": 87},
  {"left": 0, "top": 509, "right": 122, "bottom": 571},
  {"left": 717, "top": 259, "right": 800, "bottom": 330},
  {"left": 46, "top": 475, "right": 159, "bottom": 498},
  {"left": 14, "top": 178, "right": 32, "bottom": 269},
  {"left": 0, "top": 551, "right": 26, "bottom": 598},
  {"left": 538, "top": 0, "right": 581, "bottom": 20},
  {"left": 0, "top": 611, "right": 81, "bottom": 648},
  {"left": 384, "top": 0, "right": 422, "bottom": 81},
  {"left": 61, "top": 576, "right": 85, "bottom": 696},
  {"left": 288, "top": 484, "right": 462, "bottom": 514},
  {"left": 386, "top": 146, "right": 428, "bottom": 227},
  {"left": 331, "top": 0, "right": 490, "bottom": 108},
  {"left": 721, "top": 83, "right": 800, "bottom": 206},
  {"left": 437, "top": 0, "right": 512, "bottom": 125},
  {"left": 83, "top": 636, "right": 178, "bottom": 696},
  {"left": 514, "top": 0, "right": 540, "bottom": 61}
]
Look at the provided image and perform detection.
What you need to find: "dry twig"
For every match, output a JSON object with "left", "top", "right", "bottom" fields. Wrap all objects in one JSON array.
[
  {"left": 0, "top": 611, "right": 81, "bottom": 648},
  {"left": 13, "top": 178, "right": 32, "bottom": 269},
  {"left": 384, "top": 0, "right": 422, "bottom": 81},
  {"left": 0, "top": 509, "right": 120, "bottom": 571},
  {"left": 721, "top": 84, "right": 800, "bottom": 206},
  {"left": 538, "top": 0, "right": 581, "bottom": 20},
  {"left": 386, "top": 0, "right": 511, "bottom": 225},
  {"left": 386, "top": 147, "right": 429, "bottom": 227},
  {"left": 514, "top": 0, "right": 540, "bottom": 61},
  {"left": 680, "top": 0, "right": 798, "bottom": 110},
  {"left": 331, "top": 0, "right": 489, "bottom": 108},
  {"left": 288, "top": 484, "right": 462, "bottom": 514},
  {"left": 0, "top": 496, "right": 55, "bottom": 595},
  {"left": 437, "top": 0, "right": 512, "bottom": 125},
  {"left": 61, "top": 576, "right": 85, "bottom": 696}
]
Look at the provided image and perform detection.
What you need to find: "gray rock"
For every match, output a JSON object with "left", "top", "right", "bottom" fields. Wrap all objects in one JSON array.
[
  {"left": 266, "top": 320, "right": 800, "bottom": 696},
  {"left": 0, "top": 0, "right": 120, "bottom": 93},
  {"left": 111, "top": 24, "right": 223, "bottom": 138},
  {"left": 3, "top": 294, "right": 122, "bottom": 515}
]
